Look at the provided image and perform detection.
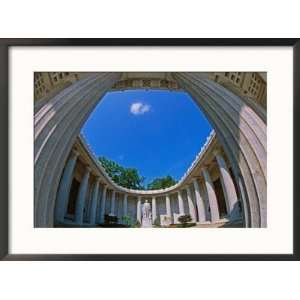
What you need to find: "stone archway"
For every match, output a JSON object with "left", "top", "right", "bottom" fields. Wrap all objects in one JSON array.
[{"left": 34, "top": 72, "right": 266, "bottom": 227}]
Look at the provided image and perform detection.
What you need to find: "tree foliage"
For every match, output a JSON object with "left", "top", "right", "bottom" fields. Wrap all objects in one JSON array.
[
  {"left": 147, "top": 175, "right": 177, "bottom": 190},
  {"left": 99, "top": 156, "right": 145, "bottom": 189},
  {"left": 99, "top": 156, "right": 177, "bottom": 191}
]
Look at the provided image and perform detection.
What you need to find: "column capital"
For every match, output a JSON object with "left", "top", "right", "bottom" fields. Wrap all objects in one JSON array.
[
  {"left": 201, "top": 165, "right": 210, "bottom": 173},
  {"left": 192, "top": 177, "right": 200, "bottom": 184},
  {"left": 213, "top": 148, "right": 222, "bottom": 157},
  {"left": 85, "top": 166, "right": 92, "bottom": 173},
  {"left": 72, "top": 149, "right": 80, "bottom": 158},
  {"left": 95, "top": 177, "right": 101, "bottom": 184}
]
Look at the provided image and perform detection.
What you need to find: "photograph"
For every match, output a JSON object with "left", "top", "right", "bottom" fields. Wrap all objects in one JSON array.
[{"left": 34, "top": 71, "right": 267, "bottom": 229}]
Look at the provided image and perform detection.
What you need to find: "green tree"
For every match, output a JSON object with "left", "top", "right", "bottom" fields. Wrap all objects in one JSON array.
[
  {"left": 99, "top": 156, "right": 145, "bottom": 189},
  {"left": 121, "top": 215, "right": 132, "bottom": 226},
  {"left": 147, "top": 175, "right": 177, "bottom": 190}
]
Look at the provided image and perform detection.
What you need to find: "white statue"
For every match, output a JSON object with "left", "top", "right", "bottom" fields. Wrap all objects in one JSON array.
[
  {"left": 142, "top": 200, "right": 151, "bottom": 218},
  {"left": 141, "top": 200, "right": 152, "bottom": 227}
]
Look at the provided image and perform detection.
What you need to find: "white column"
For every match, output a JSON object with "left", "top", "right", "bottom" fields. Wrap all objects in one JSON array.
[
  {"left": 89, "top": 177, "right": 100, "bottom": 225},
  {"left": 165, "top": 194, "right": 172, "bottom": 219},
  {"left": 186, "top": 186, "right": 196, "bottom": 222},
  {"left": 215, "top": 151, "right": 240, "bottom": 220},
  {"left": 136, "top": 196, "right": 142, "bottom": 223},
  {"left": 110, "top": 190, "right": 116, "bottom": 215},
  {"left": 152, "top": 197, "right": 157, "bottom": 223},
  {"left": 95, "top": 186, "right": 102, "bottom": 222},
  {"left": 99, "top": 185, "right": 107, "bottom": 223},
  {"left": 123, "top": 194, "right": 128, "bottom": 217},
  {"left": 75, "top": 166, "right": 91, "bottom": 224},
  {"left": 193, "top": 178, "right": 206, "bottom": 223},
  {"left": 202, "top": 167, "right": 220, "bottom": 223},
  {"left": 55, "top": 149, "right": 79, "bottom": 223},
  {"left": 177, "top": 191, "right": 184, "bottom": 215}
]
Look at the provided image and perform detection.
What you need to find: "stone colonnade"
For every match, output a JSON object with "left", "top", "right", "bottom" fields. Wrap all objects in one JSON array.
[{"left": 55, "top": 147, "right": 240, "bottom": 226}]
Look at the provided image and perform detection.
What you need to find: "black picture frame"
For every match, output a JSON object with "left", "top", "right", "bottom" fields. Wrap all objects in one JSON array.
[{"left": 0, "top": 38, "right": 299, "bottom": 261}]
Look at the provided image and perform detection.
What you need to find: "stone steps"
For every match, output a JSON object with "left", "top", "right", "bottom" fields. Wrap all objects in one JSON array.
[{"left": 196, "top": 219, "right": 244, "bottom": 228}]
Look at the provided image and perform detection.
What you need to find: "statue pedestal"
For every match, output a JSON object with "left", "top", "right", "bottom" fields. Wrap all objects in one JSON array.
[{"left": 141, "top": 216, "right": 152, "bottom": 227}]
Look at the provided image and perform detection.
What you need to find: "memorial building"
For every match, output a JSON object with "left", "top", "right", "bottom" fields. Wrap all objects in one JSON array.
[{"left": 34, "top": 72, "right": 267, "bottom": 228}]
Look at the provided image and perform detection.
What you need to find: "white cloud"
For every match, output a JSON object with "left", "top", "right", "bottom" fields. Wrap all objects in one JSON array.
[{"left": 130, "top": 102, "right": 150, "bottom": 115}]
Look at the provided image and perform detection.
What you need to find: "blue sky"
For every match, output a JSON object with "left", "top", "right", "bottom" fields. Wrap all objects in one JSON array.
[{"left": 81, "top": 90, "right": 212, "bottom": 185}]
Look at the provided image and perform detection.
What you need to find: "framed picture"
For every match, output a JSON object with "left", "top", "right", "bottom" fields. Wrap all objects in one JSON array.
[{"left": 0, "top": 38, "right": 299, "bottom": 260}]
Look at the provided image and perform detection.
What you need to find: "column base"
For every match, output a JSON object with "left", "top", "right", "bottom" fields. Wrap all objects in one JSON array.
[{"left": 196, "top": 221, "right": 212, "bottom": 225}]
